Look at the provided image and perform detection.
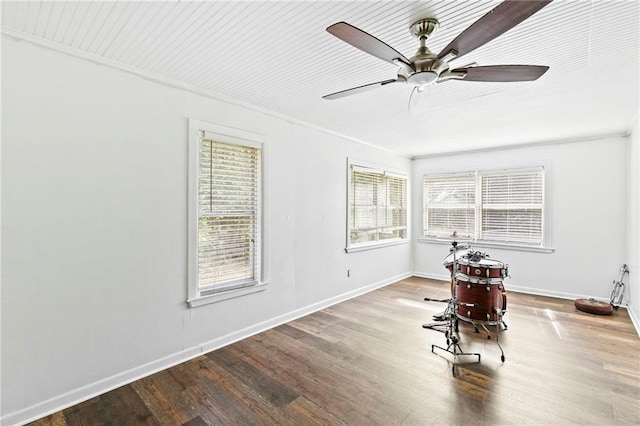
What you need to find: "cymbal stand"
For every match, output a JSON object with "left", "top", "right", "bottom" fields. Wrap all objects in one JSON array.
[{"left": 423, "top": 239, "right": 481, "bottom": 375}]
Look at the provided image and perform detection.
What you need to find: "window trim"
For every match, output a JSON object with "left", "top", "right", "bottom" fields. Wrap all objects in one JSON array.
[
  {"left": 345, "top": 158, "right": 409, "bottom": 253},
  {"left": 187, "top": 119, "right": 267, "bottom": 307},
  {"left": 420, "top": 164, "right": 553, "bottom": 252}
]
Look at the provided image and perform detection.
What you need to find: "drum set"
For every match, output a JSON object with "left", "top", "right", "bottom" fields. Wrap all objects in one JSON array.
[{"left": 423, "top": 232, "right": 509, "bottom": 374}]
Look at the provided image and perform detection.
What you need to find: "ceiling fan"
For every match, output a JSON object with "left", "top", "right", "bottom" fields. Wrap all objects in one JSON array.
[{"left": 322, "top": 0, "right": 552, "bottom": 111}]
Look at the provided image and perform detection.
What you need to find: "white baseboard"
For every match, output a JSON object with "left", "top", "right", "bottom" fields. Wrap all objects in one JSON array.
[
  {"left": 412, "top": 271, "right": 449, "bottom": 282},
  {"left": 505, "top": 284, "right": 598, "bottom": 301},
  {"left": 2, "top": 271, "right": 411, "bottom": 426},
  {"left": 627, "top": 304, "right": 640, "bottom": 336}
]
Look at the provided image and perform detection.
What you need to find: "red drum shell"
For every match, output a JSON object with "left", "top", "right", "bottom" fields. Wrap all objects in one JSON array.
[
  {"left": 458, "top": 257, "right": 507, "bottom": 279},
  {"left": 455, "top": 273, "right": 506, "bottom": 325}
]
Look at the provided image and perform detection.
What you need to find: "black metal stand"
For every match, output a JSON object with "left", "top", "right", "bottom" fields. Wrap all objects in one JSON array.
[
  {"left": 432, "top": 334, "right": 481, "bottom": 376},
  {"left": 423, "top": 238, "right": 481, "bottom": 375}
]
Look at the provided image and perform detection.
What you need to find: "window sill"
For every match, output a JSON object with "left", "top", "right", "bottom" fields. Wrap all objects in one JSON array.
[
  {"left": 187, "top": 282, "right": 269, "bottom": 308},
  {"left": 346, "top": 238, "right": 409, "bottom": 253},
  {"left": 417, "top": 238, "right": 554, "bottom": 253}
]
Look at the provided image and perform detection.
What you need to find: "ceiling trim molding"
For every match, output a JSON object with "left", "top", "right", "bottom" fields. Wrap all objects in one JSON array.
[
  {"left": 1, "top": 28, "right": 410, "bottom": 159},
  {"left": 411, "top": 131, "right": 630, "bottom": 160}
]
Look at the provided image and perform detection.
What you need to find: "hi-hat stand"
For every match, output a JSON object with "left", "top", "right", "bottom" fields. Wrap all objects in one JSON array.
[{"left": 422, "top": 233, "right": 481, "bottom": 375}]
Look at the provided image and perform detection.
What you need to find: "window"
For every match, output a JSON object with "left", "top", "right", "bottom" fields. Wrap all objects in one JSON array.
[
  {"left": 423, "top": 172, "right": 475, "bottom": 238},
  {"left": 347, "top": 160, "right": 408, "bottom": 252},
  {"left": 423, "top": 167, "right": 545, "bottom": 247},
  {"left": 188, "top": 120, "right": 265, "bottom": 307},
  {"left": 480, "top": 170, "right": 544, "bottom": 245}
]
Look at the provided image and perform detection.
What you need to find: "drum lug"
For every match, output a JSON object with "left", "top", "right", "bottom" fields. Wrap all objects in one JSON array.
[{"left": 486, "top": 286, "right": 490, "bottom": 291}]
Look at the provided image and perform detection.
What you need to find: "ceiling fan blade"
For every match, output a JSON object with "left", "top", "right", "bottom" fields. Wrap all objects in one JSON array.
[
  {"left": 327, "top": 22, "right": 410, "bottom": 66},
  {"left": 437, "top": 0, "right": 552, "bottom": 61},
  {"left": 323, "top": 79, "right": 399, "bottom": 100},
  {"left": 453, "top": 65, "right": 549, "bottom": 82}
]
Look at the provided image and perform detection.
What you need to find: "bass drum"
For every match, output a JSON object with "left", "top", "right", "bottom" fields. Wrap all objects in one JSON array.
[
  {"left": 458, "top": 256, "right": 508, "bottom": 279},
  {"left": 442, "top": 244, "right": 471, "bottom": 274},
  {"left": 456, "top": 273, "right": 507, "bottom": 325}
]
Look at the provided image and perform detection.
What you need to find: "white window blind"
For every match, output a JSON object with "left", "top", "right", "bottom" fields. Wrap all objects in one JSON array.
[
  {"left": 423, "top": 167, "right": 545, "bottom": 247},
  {"left": 349, "top": 164, "right": 407, "bottom": 248},
  {"left": 423, "top": 173, "right": 475, "bottom": 239},
  {"left": 480, "top": 169, "right": 543, "bottom": 245},
  {"left": 198, "top": 138, "right": 261, "bottom": 293}
]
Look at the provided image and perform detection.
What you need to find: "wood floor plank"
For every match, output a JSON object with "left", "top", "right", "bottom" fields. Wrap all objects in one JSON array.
[
  {"left": 285, "top": 396, "right": 346, "bottom": 425},
  {"left": 29, "top": 277, "right": 640, "bottom": 425},
  {"left": 180, "top": 416, "right": 208, "bottom": 426},
  {"left": 130, "top": 373, "right": 194, "bottom": 425},
  {"left": 206, "top": 347, "right": 300, "bottom": 407},
  {"left": 62, "top": 385, "right": 160, "bottom": 426}
]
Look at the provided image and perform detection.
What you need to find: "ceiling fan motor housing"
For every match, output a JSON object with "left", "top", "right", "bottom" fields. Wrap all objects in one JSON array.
[{"left": 403, "top": 19, "right": 450, "bottom": 87}]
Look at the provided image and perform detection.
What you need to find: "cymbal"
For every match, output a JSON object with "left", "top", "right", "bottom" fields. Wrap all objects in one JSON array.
[{"left": 437, "top": 231, "right": 471, "bottom": 242}]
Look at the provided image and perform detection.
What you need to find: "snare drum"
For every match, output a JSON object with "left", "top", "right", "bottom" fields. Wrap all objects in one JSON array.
[
  {"left": 458, "top": 257, "right": 508, "bottom": 279},
  {"left": 442, "top": 244, "right": 471, "bottom": 274},
  {"left": 455, "top": 273, "right": 507, "bottom": 325}
]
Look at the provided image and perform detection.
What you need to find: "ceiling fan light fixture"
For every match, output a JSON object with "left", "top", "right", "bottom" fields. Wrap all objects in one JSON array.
[{"left": 408, "top": 70, "right": 439, "bottom": 87}]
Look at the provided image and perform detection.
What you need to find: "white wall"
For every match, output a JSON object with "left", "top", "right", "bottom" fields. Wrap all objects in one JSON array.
[
  {"left": 412, "top": 137, "right": 629, "bottom": 302},
  {"left": 628, "top": 113, "right": 640, "bottom": 328},
  {"left": 1, "top": 36, "right": 412, "bottom": 424}
]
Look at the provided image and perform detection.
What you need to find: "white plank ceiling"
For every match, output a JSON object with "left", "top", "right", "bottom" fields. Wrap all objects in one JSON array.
[{"left": 2, "top": 0, "right": 638, "bottom": 156}]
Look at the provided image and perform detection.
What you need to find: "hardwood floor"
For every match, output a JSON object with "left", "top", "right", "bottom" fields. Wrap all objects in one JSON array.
[{"left": 32, "top": 277, "right": 640, "bottom": 425}]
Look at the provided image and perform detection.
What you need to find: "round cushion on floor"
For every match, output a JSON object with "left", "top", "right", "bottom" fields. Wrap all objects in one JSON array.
[{"left": 575, "top": 298, "right": 614, "bottom": 315}]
